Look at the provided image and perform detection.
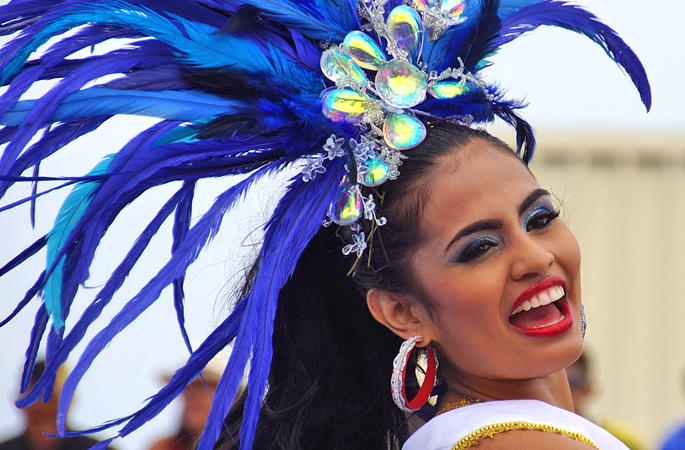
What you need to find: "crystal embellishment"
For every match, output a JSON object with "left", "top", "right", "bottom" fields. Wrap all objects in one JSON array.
[
  {"left": 358, "top": 155, "right": 390, "bottom": 187},
  {"left": 428, "top": 80, "right": 472, "bottom": 99},
  {"left": 386, "top": 6, "right": 422, "bottom": 58},
  {"left": 328, "top": 181, "right": 363, "bottom": 225},
  {"left": 441, "top": 0, "right": 467, "bottom": 18},
  {"left": 375, "top": 60, "right": 427, "bottom": 108},
  {"left": 343, "top": 30, "right": 387, "bottom": 70},
  {"left": 321, "top": 87, "right": 366, "bottom": 123},
  {"left": 320, "top": 48, "right": 369, "bottom": 88},
  {"left": 383, "top": 112, "right": 427, "bottom": 150}
]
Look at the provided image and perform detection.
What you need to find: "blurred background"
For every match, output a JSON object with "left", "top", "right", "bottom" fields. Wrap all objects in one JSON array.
[{"left": 0, "top": 0, "right": 683, "bottom": 449}]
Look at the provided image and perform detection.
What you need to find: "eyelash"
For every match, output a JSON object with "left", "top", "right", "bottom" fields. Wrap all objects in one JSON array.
[
  {"left": 522, "top": 206, "right": 560, "bottom": 232},
  {"left": 455, "top": 235, "right": 500, "bottom": 263},
  {"left": 454, "top": 207, "right": 561, "bottom": 263}
]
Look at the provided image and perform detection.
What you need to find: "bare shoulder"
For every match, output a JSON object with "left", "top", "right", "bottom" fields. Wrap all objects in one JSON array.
[{"left": 461, "top": 428, "right": 598, "bottom": 450}]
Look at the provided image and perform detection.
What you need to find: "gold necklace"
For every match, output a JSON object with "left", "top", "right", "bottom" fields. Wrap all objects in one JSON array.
[
  {"left": 436, "top": 398, "right": 474, "bottom": 415},
  {"left": 437, "top": 388, "right": 481, "bottom": 415}
]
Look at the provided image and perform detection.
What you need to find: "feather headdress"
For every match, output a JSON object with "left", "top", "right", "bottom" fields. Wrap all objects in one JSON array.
[{"left": 0, "top": 0, "right": 650, "bottom": 449}]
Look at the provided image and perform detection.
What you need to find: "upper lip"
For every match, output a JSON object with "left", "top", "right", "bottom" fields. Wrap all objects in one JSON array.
[{"left": 510, "top": 276, "right": 566, "bottom": 316}]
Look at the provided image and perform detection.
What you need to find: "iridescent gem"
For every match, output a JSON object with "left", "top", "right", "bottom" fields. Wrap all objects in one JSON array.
[
  {"left": 383, "top": 112, "right": 426, "bottom": 150},
  {"left": 386, "top": 6, "right": 422, "bottom": 57},
  {"left": 358, "top": 155, "right": 390, "bottom": 186},
  {"left": 375, "top": 60, "right": 427, "bottom": 108},
  {"left": 428, "top": 80, "right": 472, "bottom": 99},
  {"left": 329, "top": 182, "right": 363, "bottom": 225},
  {"left": 414, "top": 0, "right": 437, "bottom": 11},
  {"left": 440, "top": 0, "right": 466, "bottom": 18},
  {"left": 320, "top": 48, "right": 368, "bottom": 87},
  {"left": 343, "top": 31, "right": 387, "bottom": 71},
  {"left": 321, "top": 87, "right": 366, "bottom": 123}
]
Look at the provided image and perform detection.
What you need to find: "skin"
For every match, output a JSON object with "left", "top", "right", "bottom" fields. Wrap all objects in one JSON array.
[
  {"left": 22, "top": 394, "right": 62, "bottom": 450},
  {"left": 368, "top": 140, "right": 586, "bottom": 448}
]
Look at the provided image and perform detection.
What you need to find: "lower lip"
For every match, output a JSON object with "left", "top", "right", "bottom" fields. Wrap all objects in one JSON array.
[{"left": 510, "top": 298, "right": 573, "bottom": 338}]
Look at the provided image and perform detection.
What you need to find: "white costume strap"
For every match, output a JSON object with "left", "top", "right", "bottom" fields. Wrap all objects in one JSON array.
[{"left": 403, "top": 399, "right": 630, "bottom": 450}]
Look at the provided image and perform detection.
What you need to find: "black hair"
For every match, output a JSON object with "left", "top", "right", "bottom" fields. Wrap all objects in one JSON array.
[
  {"left": 216, "top": 122, "right": 517, "bottom": 450},
  {"left": 353, "top": 122, "right": 514, "bottom": 311}
]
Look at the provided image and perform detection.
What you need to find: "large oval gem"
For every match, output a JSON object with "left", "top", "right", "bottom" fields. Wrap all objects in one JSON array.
[
  {"left": 329, "top": 182, "right": 363, "bottom": 225},
  {"left": 428, "top": 80, "right": 472, "bottom": 99},
  {"left": 440, "top": 0, "right": 467, "bottom": 18},
  {"left": 343, "top": 31, "right": 387, "bottom": 71},
  {"left": 383, "top": 113, "right": 426, "bottom": 150},
  {"left": 386, "top": 6, "right": 422, "bottom": 57},
  {"left": 375, "top": 60, "right": 427, "bottom": 108},
  {"left": 358, "top": 155, "right": 390, "bottom": 187},
  {"left": 321, "top": 87, "right": 366, "bottom": 123},
  {"left": 320, "top": 48, "right": 368, "bottom": 87}
]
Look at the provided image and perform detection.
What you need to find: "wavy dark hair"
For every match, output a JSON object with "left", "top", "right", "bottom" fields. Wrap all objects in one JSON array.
[{"left": 216, "top": 122, "right": 517, "bottom": 450}]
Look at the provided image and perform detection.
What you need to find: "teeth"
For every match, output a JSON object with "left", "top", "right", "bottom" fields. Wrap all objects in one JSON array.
[{"left": 511, "top": 285, "right": 565, "bottom": 316}]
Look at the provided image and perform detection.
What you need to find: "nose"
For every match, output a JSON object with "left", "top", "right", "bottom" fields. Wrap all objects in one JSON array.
[{"left": 510, "top": 232, "right": 555, "bottom": 280}]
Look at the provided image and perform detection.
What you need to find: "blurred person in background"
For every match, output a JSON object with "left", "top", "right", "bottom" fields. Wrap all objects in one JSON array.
[
  {"left": 567, "top": 352, "right": 646, "bottom": 450},
  {"left": 0, "top": 361, "right": 115, "bottom": 450},
  {"left": 148, "top": 370, "right": 222, "bottom": 450}
]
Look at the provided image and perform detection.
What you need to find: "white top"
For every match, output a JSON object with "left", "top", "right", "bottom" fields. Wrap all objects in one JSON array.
[{"left": 403, "top": 399, "right": 629, "bottom": 450}]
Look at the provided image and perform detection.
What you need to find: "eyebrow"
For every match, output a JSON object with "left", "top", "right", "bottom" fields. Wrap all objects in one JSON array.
[
  {"left": 445, "top": 188, "right": 552, "bottom": 253},
  {"left": 518, "top": 188, "right": 551, "bottom": 217}
]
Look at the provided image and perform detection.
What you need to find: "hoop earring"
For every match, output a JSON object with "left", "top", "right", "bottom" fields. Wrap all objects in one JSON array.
[
  {"left": 580, "top": 302, "right": 587, "bottom": 339},
  {"left": 391, "top": 336, "right": 438, "bottom": 412}
]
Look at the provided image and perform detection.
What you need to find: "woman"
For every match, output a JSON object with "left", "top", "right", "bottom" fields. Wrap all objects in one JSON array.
[
  {"left": 0, "top": 0, "right": 649, "bottom": 449},
  {"left": 217, "top": 122, "right": 608, "bottom": 449}
]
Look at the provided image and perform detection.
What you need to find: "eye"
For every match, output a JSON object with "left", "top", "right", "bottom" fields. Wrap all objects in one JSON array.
[
  {"left": 455, "top": 235, "right": 500, "bottom": 263},
  {"left": 523, "top": 206, "right": 560, "bottom": 232}
]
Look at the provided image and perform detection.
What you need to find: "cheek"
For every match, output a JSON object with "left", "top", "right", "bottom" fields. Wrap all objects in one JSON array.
[{"left": 555, "top": 227, "right": 581, "bottom": 276}]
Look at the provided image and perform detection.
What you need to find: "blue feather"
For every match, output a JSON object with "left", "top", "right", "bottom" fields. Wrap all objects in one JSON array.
[
  {"left": 425, "top": 0, "right": 492, "bottom": 70},
  {"left": 30, "top": 163, "right": 39, "bottom": 227},
  {"left": 115, "top": 300, "right": 248, "bottom": 438},
  {"left": 49, "top": 299, "right": 248, "bottom": 439},
  {"left": 53, "top": 159, "right": 285, "bottom": 435},
  {"left": 0, "top": 116, "right": 111, "bottom": 199},
  {"left": 20, "top": 305, "right": 49, "bottom": 393},
  {"left": 238, "top": 0, "right": 358, "bottom": 41},
  {"left": 197, "top": 156, "right": 346, "bottom": 450},
  {"left": 17, "top": 181, "right": 199, "bottom": 414},
  {"left": 492, "top": 1, "right": 651, "bottom": 110},
  {"left": 0, "top": 46, "right": 199, "bottom": 182},
  {"left": 0, "top": 180, "right": 83, "bottom": 214},
  {"left": 172, "top": 181, "right": 196, "bottom": 353},
  {"left": 1, "top": 89, "right": 241, "bottom": 126},
  {"left": 42, "top": 122, "right": 182, "bottom": 333},
  {"left": 0, "top": 273, "right": 44, "bottom": 328}
]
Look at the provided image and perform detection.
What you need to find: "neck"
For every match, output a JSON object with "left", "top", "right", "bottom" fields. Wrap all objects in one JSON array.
[{"left": 443, "top": 369, "right": 574, "bottom": 412}]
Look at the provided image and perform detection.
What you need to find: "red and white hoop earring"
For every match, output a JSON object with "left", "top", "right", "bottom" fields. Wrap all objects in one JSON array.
[{"left": 391, "top": 335, "right": 438, "bottom": 412}]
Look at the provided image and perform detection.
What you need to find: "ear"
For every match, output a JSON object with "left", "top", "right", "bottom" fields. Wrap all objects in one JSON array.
[{"left": 366, "top": 288, "right": 433, "bottom": 346}]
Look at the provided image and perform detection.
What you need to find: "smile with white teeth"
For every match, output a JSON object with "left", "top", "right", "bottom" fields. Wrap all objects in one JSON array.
[{"left": 510, "top": 286, "right": 565, "bottom": 316}]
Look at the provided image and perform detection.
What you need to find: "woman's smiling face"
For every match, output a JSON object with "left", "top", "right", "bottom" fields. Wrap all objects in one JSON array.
[{"left": 407, "top": 139, "right": 583, "bottom": 385}]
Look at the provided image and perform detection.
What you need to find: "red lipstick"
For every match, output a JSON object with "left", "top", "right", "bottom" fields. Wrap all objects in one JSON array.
[{"left": 509, "top": 276, "right": 573, "bottom": 338}]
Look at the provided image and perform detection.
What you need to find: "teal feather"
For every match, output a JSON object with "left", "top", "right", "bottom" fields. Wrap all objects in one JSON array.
[{"left": 45, "top": 157, "right": 112, "bottom": 329}]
